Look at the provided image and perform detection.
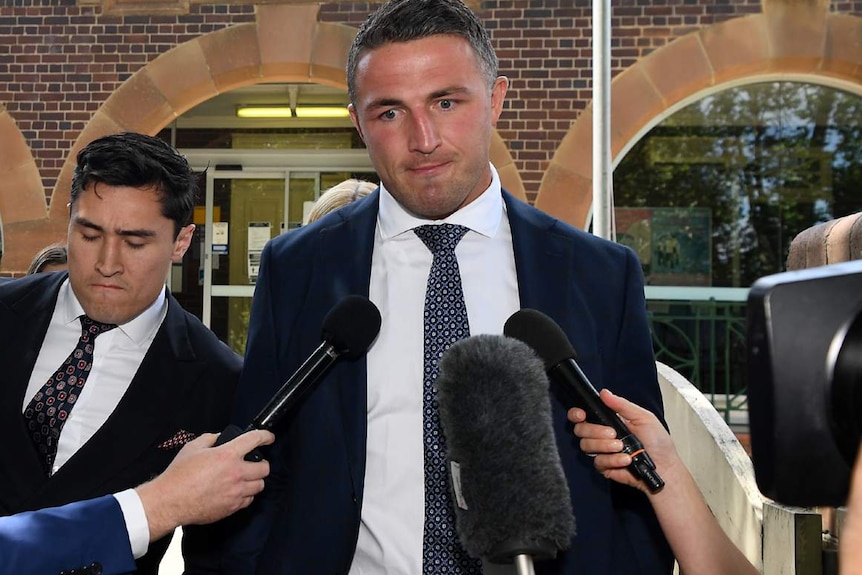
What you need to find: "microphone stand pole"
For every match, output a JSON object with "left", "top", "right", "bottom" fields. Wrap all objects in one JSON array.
[{"left": 513, "top": 554, "right": 536, "bottom": 575}]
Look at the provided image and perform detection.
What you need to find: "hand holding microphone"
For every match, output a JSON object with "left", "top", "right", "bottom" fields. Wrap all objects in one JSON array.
[
  {"left": 215, "top": 295, "right": 381, "bottom": 459},
  {"left": 504, "top": 309, "right": 665, "bottom": 493},
  {"left": 571, "top": 389, "right": 761, "bottom": 575},
  {"left": 569, "top": 389, "right": 676, "bottom": 495}
]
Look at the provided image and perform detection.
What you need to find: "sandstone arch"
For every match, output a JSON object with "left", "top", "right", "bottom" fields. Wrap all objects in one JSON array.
[{"left": 536, "top": 5, "right": 862, "bottom": 230}]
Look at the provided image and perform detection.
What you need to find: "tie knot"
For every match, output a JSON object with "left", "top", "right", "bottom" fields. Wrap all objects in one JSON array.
[
  {"left": 79, "top": 315, "right": 118, "bottom": 339},
  {"left": 414, "top": 224, "right": 469, "bottom": 257}
]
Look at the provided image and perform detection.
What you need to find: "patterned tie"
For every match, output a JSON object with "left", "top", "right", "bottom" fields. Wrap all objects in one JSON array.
[
  {"left": 414, "top": 224, "right": 482, "bottom": 574},
  {"left": 23, "top": 315, "right": 117, "bottom": 474}
]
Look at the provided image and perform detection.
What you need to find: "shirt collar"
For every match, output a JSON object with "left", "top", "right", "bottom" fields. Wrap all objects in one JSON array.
[
  {"left": 378, "top": 163, "right": 505, "bottom": 240},
  {"left": 61, "top": 278, "right": 167, "bottom": 345}
]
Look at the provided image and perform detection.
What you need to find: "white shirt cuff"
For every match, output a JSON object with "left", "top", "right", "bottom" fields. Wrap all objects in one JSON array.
[{"left": 114, "top": 488, "right": 150, "bottom": 559}]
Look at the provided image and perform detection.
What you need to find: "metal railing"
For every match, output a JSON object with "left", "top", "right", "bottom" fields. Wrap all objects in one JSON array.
[{"left": 647, "top": 297, "right": 749, "bottom": 423}]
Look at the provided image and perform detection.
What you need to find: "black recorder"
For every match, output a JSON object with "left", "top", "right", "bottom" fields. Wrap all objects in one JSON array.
[{"left": 748, "top": 259, "right": 862, "bottom": 507}]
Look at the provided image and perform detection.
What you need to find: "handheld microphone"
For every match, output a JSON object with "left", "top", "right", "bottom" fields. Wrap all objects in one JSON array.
[
  {"left": 437, "top": 334, "right": 576, "bottom": 575},
  {"left": 215, "top": 295, "right": 381, "bottom": 459},
  {"left": 503, "top": 309, "right": 665, "bottom": 494}
]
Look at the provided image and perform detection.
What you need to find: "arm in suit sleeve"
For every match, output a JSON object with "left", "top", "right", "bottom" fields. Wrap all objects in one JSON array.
[
  {"left": 221, "top": 240, "right": 291, "bottom": 573},
  {"left": 232, "top": 241, "right": 285, "bottom": 428},
  {"left": 610, "top": 246, "right": 664, "bottom": 418},
  {"left": 608, "top": 247, "right": 675, "bottom": 574},
  {"left": 0, "top": 495, "right": 137, "bottom": 575}
]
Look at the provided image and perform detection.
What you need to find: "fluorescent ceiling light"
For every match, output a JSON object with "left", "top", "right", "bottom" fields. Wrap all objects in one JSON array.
[
  {"left": 237, "top": 106, "right": 293, "bottom": 118},
  {"left": 294, "top": 106, "right": 350, "bottom": 119},
  {"left": 236, "top": 105, "right": 350, "bottom": 119}
]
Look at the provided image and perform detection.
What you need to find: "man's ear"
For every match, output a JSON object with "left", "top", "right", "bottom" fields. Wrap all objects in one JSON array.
[
  {"left": 490, "top": 76, "right": 510, "bottom": 126},
  {"left": 349, "top": 103, "right": 366, "bottom": 143},
  {"left": 172, "top": 224, "right": 195, "bottom": 263}
]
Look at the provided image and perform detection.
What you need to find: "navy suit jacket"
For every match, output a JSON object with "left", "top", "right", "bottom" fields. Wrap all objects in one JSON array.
[
  {"left": 0, "top": 271, "right": 241, "bottom": 575},
  {"left": 225, "top": 190, "right": 673, "bottom": 574},
  {"left": 0, "top": 494, "right": 136, "bottom": 575}
]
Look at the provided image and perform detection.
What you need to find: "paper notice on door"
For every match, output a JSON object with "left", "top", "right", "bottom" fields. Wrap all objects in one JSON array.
[
  {"left": 213, "top": 222, "right": 229, "bottom": 255},
  {"left": 247, "top": 222, "right": 271, "bottom": 283}
]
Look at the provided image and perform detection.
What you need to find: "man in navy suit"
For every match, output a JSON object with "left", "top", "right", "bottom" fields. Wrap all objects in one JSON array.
[
  {"left": 0, "top": 430, "right": 273, "bottom": 575},
  {"left": 225, "top": 0, "right": 673, "bottom": 573},
  {"left": 0, "top": 133, "right": 242, "bottom": 574}
]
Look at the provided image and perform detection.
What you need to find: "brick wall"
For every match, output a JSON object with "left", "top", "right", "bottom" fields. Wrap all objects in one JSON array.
[
  {"left": 0, "top": 1, "right": 255, "bottom": 201},
  {"left": 1, "top": 0, "right": 862, "bottom": 206}
]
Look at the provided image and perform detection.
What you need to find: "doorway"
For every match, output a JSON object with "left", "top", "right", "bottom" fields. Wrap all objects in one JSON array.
[{"left": 175, "top": 149, "right": 376, "bottom": 354}]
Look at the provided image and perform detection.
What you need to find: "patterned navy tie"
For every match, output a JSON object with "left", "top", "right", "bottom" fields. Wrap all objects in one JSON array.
[
  {"left": 23, "top": 315, "right": 117, "bottom": 474},
  {"left": 414, "top": 224, "right": 482, "bottom": 574}
]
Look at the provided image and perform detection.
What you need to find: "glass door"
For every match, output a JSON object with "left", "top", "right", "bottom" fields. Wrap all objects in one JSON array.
[
  {"left": 185, "top": 151, "right": 376, "bottom": 354},
  {"left": 202, "top": 170, "right": 285, "bottom": 353}
]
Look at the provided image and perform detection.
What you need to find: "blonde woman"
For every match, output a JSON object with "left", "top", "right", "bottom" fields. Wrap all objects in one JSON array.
[{"left": 304, "top": 179, "right": 377, "bottom": 225}]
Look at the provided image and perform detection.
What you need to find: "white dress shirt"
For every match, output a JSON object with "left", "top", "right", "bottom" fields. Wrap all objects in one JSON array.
[
  {"left": 22, "top": 278, "right": 168, "bottom": 557},
  {"left": 114, "top": 488, "right": 150, "bottom": 558},
  {"left": 351, "top": 165, "right": 521, "bottom": 574}
]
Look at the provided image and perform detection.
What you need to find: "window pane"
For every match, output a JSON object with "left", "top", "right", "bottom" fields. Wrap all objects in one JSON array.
[{"left": 614, "top": 81, "right": 862, "bottom": 288}]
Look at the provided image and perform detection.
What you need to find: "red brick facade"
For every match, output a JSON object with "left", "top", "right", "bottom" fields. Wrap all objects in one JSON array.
[
  {"left": 0, "top": 0, "right": 785, "bottom": 201},
  {"left": 1, "top": 0, "right": 862, "bottom": 273}
]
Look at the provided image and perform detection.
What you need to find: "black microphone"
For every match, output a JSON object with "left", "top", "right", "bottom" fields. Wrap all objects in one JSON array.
[
  {"left": 436, "top": 334, "right": 576, "bottom": 575},
  {"left": 215, "top": 295, "right": 381, "bottom": 459},
  {"left": 503, "top": 309, "right": 665, "bottom": 494}
]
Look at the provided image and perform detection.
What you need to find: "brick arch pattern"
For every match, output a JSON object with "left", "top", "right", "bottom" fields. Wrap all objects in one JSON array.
[
  {"left": 535, "top": 6, "right": 862, "bottom": 230},
  {"left": 0, "top": 4, "right": 525, "bottom": 273}
]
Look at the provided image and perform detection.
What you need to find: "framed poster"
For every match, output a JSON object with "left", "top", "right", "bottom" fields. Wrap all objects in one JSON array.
[{"left": 616, "top": 207, "right": 712, "bottom": 286}]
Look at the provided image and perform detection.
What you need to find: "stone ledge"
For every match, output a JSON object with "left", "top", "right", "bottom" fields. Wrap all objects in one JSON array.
[{"left": 786, "top": 212, "right": 862, "bottom": 271}]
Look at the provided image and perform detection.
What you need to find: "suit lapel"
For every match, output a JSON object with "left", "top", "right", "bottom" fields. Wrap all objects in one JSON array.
[
  {"left": 37, "top": 293, "right": 204, "bottom": 503},
  {"left": 0, "top": 274, "right": 64, "bottom": 420},
  {"left": 0, "top": 274, "right": 66, "bottom": 509},
  {"left": 316, "top": 191, "right": 378, "bottom": 507},
  {"left": 506, "top": 192, "right": 574, "bottom": 326},
  {"left": 506, "top": 193, "right": 605, "bottom": 378}
]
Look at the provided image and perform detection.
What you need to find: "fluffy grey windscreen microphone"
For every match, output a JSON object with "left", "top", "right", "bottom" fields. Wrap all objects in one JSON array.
[{"left": 436, "top": 334, "right": 576, "bottom": 562}]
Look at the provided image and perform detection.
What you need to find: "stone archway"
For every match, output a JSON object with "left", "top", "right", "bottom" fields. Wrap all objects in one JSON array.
[{"left": 535, "top": 3, "right": 862, "bottom": 230}]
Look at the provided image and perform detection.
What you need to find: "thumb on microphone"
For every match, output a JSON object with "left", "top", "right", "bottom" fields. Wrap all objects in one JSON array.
[{"left": 569, "top": 390, "right": 680, "bottom": 495}]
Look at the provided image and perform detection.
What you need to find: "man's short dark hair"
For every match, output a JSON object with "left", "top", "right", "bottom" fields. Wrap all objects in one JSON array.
[
  {"left": 346, "top": 0, "right": 498, "bottom": 104},
  {"left": 71, "top": 132, "right": 199, "bottom": 238}
]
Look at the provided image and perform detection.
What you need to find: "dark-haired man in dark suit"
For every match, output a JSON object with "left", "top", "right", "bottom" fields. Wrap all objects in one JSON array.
[{"left": 0, "top": 132, "right": 241, "bottom": 574}]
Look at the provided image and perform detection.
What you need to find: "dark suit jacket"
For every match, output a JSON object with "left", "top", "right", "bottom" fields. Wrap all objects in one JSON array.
[
  {"left": 0, "top": 271, "right": 241, "bottom": 575},
  {"left": 225, "top": 190, "right": 674, "bottom": 574},
  {"left": 0, "top": 494, "right": 136, "bottom": 575}
]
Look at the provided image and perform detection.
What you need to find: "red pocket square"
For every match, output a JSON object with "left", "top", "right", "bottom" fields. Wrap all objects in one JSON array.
[{"left": 157, "top": 429, "right": 197, "bottom": 450}]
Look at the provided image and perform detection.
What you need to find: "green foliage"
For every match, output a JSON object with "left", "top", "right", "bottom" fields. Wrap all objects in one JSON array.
[{"left": 615, "top": 81, "right": 862, "bottom": 288}]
